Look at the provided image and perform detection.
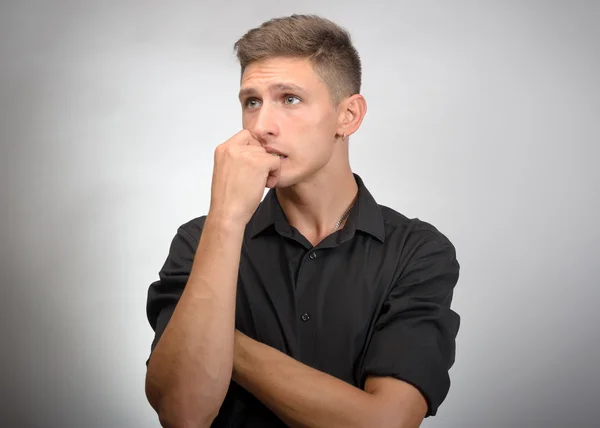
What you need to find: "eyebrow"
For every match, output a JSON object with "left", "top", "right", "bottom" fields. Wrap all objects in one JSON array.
[{"left": 238, "top": 83, "right": 307, "bottom": 100}]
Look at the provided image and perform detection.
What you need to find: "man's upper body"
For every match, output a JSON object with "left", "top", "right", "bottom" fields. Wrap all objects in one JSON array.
[
  {"left": 147, "top": 173, "right": 460, "bottom": 427},
  {"left": 144, "top": 14, "right": 460, "bottom": 428}
]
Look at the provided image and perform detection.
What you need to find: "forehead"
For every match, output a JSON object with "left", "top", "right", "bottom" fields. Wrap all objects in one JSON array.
[{"left": 240, "top": 57, "right": 326, "bottom": 91}]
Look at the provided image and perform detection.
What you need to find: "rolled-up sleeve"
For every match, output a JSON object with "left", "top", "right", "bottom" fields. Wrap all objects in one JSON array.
[
  {"left": 145, "top": 218, "right": 204, "bottom": 366},
  {"left": 360, "top": 231, "right": 460, "bottom": 416}
]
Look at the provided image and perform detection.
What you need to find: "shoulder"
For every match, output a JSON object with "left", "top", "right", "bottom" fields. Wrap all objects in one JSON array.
[
  {"left": 174, "top": 215, "right": 208, "bottom": 244},
  {"left": 378, "top": 204, "right": 455, "bottom": 249},
  {"left": 157, "top": 216, "right": 208, "bottom": 264}
]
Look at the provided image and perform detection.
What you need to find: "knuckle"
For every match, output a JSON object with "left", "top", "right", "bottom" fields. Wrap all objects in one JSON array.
[{"left": 224, "top": 144, "right": 238, "bottom": 156}]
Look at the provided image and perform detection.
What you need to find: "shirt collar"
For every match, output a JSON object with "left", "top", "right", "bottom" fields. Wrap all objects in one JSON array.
[{"left": 249, "top": 173, "right": 385, "bottom": 242}]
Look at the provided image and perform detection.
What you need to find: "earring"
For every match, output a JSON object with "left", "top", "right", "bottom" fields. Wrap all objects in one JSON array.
[{"left": 342, "top": 132, "right": 347, "bottom": 140}]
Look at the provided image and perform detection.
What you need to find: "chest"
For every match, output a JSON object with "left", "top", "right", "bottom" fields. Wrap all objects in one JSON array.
[{"left": 233, "top": 234, "right": 400, "bottom": 383}]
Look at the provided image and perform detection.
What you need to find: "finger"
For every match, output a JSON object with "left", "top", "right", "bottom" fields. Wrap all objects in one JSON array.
[
  {"left": 227, "top": 129, "right": 259, "bottom": 146},
  {"left": 264, "top": 154, "right": 281, "bottom": 188},
  {"left": 246, "top": 134, "right": 263, "bottom": 147},
  {"left": 239, "top": 129, "right": 262, "bottom": 147},
  {"left": 265, "top": 172, "right": 279, "bottom": 189}
]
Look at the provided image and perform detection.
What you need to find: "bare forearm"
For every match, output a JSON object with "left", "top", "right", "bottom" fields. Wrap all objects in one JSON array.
[
  {"left": 233, "top": 332, "right": 381, "bottom": 428},
  {"left": 146, "top": 214, "right": 245, "bottom": 426}
]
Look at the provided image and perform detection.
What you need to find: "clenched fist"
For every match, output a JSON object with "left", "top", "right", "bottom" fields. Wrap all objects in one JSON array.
[{"left": 208, "top": 130, "right": 282, "bottom": 226}]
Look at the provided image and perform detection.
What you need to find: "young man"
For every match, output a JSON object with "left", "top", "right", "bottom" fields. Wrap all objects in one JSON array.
[{"left": 145, "top": 14, "right": 460, "bottom": 428}]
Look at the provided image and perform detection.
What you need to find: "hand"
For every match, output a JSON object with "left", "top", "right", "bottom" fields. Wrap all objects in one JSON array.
[{"left": 209, "top": 130, "right": 281, "bottom": 226}]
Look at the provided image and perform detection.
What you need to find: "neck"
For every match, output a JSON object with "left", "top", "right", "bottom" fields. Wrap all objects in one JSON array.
[{"left": 276, "top": 163, "right": 358, "bottom": 246}]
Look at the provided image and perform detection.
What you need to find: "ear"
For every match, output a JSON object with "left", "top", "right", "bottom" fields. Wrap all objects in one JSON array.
[{"left": 336, "top": 94, "right": 367, "bottom": 139}]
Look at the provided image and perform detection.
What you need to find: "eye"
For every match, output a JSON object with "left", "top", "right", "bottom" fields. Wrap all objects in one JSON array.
[
  {"left": 245, "top": 98, "right": 262, "bottom": 109},
  {"left": 284, "top": 95, "right": 301, "bottom": 105}
]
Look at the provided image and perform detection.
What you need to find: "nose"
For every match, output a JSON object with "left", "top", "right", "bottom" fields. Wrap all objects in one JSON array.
[{"left": 249, "top": 103, "right": 279, "bottom": 143}]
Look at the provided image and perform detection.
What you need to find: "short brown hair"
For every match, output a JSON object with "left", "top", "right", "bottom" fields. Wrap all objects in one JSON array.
[{"left": 233, "top": 14, "right": 362, "bottom": 104}]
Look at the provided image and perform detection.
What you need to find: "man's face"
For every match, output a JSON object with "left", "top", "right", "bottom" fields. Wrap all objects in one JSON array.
[{"left": 239, "top": 56, "right": 341, "bottom": 188}]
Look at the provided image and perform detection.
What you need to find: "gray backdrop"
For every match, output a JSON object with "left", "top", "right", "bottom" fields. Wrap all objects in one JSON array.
[{"left": 1, "top": 1, "right": 598, "bottom": 427}]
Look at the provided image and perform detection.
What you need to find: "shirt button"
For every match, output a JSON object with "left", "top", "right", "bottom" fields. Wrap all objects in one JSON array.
[
  {"left": 301, "top": 312, "right": 311, "bottom": 322},
  {"left": 309, "top": 252, "right": 317, "bottom": 260}
]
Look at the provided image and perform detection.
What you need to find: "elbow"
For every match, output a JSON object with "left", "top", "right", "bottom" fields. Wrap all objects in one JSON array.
[
  {"left": 366, "top": 401, "right": 425, "bottom": 428},
  {"left": 150, "top": 396, "right": 219, "bottom": 428},
  {"left": 366, "top": 416, "right": 415, "bottom": 428},
  {"left": 152, "top": 394, "right": 218, "bottom": 428},
  {"left": 157, "top": 409, "right": 217, "bottom": 428},
  {"left": 146, "top": 378, "right": 219, "bottom": 428}
]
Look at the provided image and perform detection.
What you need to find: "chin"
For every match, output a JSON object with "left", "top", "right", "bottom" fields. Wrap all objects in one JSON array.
[
  {"left": 273, "top": 169, "right": 313, "bottom": 189},
  {"left": 272, "top": 170, "right": 299, "bottom": 189},
  {"left": 273, "top": 159, "right": 328, "bottom": 189},
  {"left": 272, "top": 177, "right": 293, "bottom": 189}
]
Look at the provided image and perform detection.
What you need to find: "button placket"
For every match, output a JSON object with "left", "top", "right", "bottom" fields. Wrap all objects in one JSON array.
[{"left": 294, "top": 248, "right": 322, "bottom": 363}]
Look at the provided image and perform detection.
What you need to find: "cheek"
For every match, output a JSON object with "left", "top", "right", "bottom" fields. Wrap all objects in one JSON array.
[
  {"left": 241, "top": 112, "right": 251, "bottom": 129},
  {"left": 287, "top": 108, "right": 332, "bottom": 134}
]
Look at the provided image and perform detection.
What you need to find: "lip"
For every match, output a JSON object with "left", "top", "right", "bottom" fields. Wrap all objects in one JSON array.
[{"left": 264, "top": 147, "right": 287, "bottom": 158}]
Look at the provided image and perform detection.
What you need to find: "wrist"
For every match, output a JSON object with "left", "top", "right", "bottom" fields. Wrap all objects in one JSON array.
[
  {"left": 233, "top": 331, "right": 255, "bottom": 384},
  {"left": 205, "top": 210, "right": 248, "bottom": 233}
]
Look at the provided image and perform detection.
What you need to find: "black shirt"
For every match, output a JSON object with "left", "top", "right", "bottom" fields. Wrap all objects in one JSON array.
[{"left": 146, "top": 174, "right": 460, "bottom": 426}]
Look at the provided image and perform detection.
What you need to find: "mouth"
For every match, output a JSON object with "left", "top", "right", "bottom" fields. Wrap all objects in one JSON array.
[{"left": 265, "top": 148, "right": 288, "bottom": 159}]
